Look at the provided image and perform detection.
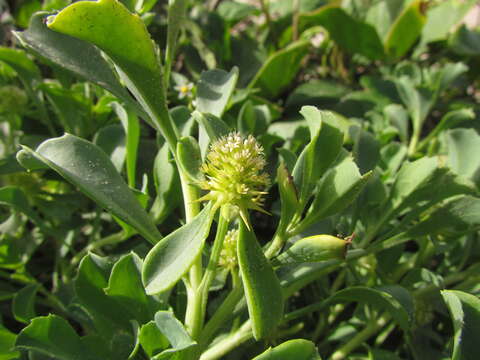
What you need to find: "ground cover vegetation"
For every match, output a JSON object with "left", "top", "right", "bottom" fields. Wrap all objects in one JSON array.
[{"left": 0, "top": 0, "right": 480, "bottom": 359}]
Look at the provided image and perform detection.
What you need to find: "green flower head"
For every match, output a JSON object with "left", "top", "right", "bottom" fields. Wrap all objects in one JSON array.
[{"left": 198, "top": 132, "right": 270, "bottom": 228}]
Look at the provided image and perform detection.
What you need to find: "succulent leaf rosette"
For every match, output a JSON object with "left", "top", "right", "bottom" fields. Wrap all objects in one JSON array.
[{"left": 198, "top": 132, "right": 270, "bottom": 228}]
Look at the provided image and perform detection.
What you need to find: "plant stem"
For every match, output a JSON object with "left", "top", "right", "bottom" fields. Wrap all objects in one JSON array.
[
  {"left": 70, "top": 231, "right": 128, "bottom": 267},
  {"left": 264, "top": 231, "right": 286, "bottom": 259},
  {"left": 181, "top": 170, "right": 203, "bottom": 347},
  {"left": 200, "top": 321, "right": 252, "bottom": 360},
  {"left": 259, "top": 0, "right": 276, "bottom": 46},
  {"left": 191, "top": 208, "right": 230, "bottom": 340},
  {"left": 330, "top": 313, "right": 390, "bottom": 360},
  {"left": 198, "top": 284, "right": 244, "bottom": 352},
  {"left": 408, "top": 126, "right": 421, "bottom": 156},
  {"left": 292, "top": 0, "right": 300, "bottom": 41}
]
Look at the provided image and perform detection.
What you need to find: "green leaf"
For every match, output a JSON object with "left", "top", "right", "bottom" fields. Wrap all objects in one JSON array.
[
  {"left": 142, "top": 203, "right": 215, "bottom": 295},
  {"left": 285, "top": 79, "right": 349, "bottom": 112},
  {"left": 14, "top": 12, "right": 145, "bottom": 119},
  {"left": 112, "top": 103, "right": 140, "bottom": 188},
  {"left": 12, "top": 283, "right": 39, "bottom": 323},
  {"left": 164, "top": 0, "right": 188, "bottom": 86},
  {"left": 446, "top": 128, "right": 480, "bottom": 185},
  {"left": 152, "top": 311, "right": 196, "bottom": 359},
  {"left": 16, "top": 134, "right": 161, "bottom": 245},
  {"left": 94, "top": 124, "right": 126, "bottom": 173},
  {"left": 252, "top": 339, "right": 321, "bottom": 360},
  {"left": 293, "top": 107, "right": 344, "bottom": 208},
  {"left": 176, "top": 136, "right": 203, "bottom": 183},
  {"left": 301, "top": 157, "right": 371, "bottom": 229},
  {"left": 441, "top": 290, "right": 480, "bottom": 360},
  {"left": 0, "top": 154, "right": 25, "bottom": 176},
  {"left": 449, "top": 24, "right": 480, "bottom": 56},
  {"left": 388, "top": 157, "right": 440, "bottom": 212},
  {"left": 237, "top": 221, "right": 284, "bottom": 340},
  {"left": 276, "top": 162, "right": 299, "bottom": 234},
  {"left": 139, "top": 321, "right": 169, "bottom": 358},
  {"left": 151, "top": 144, "right": 181, "bottom": 224},
  {"left": 217, "top": 1, "right": 258, "bottom": 23},
  {"left": 40, "top": 82, "right": 91, "bottom": 137},
  {"left": 0, "top": 186, "right": 42, "bottom": 225},
  {"left": 75, "top": 253, "right": 131, "bottom": 338},
  {"left": 248, "top": 40, "right": 310, "bottom": 99},
  {"left": 193, "top": 111, "right": 230, "bottom": 141},
  {"left": 0, "top": 47, "right": 40, "bottom": 85},
  {"left": 365, "top": 0, "right": 405, "bottom": 41},
  {"left": 328, "top": 286, "right": 412, "bottom": 332},
  {"left": 237, "top": 101, "right": 270, "bottom": 136},
  {"left": 196, "top": 67, "right": 239, "bottom": 117},
  {"left": 0, "top": 323, "right": 19, "bottom": 359},
  {"left": 47, "top": 0, "right": 177, "bottom": 148},
  {"left": 395, "top": 77, "right": 434, "bottom": 134},
  {"left": 407, "top": 196, "right": 480, "bottom": 237},
  {"left": 352, "top": 126, "right": 380, "bottom": 174},
  {"left": 273, "top": 235, "right": 348, "bottom": 266},
  {"left": 299, "top": 6, "right": 384, "bottom": 60},
  {"left": 418, "top": 109, "right": 475, "bottom": 152},
  {"left": 104, "top": 253, "right": 155, "bottom": 324},
  {"left": 384, "top": 1, "right": 426, "bottom": 59},
  {"left": 384, "top": 104, "right": 409, "bottom": 142},
  {"left": 420, "top": 0, "right": 477, "bottom": 45},
  {"left": 16, "top": 315, "right": 96, "bottom": 360}
]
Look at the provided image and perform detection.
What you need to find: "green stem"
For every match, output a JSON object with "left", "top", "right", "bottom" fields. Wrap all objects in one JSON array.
[
  {"left": 330, "top": 313, "right": 390, "bottom": 360},
  {"left": 191, "top": 208, "right": 230, "bottom": 340},
  {"left": 181, "top": 171, "right": 203, "bottom": 343},
  {"left": 259, "top": 0, "right": 276, "bottom": 47},
  {"left": 200, "top": 321, "right": 252, "bottom": 360},
  {"left": 264, "top": 231, "right": 286, "bottom": 259},
  {"left": 408, "top": 125, "right": 421, "bottom": 157},
  {"left": 198, "top": 284, "right": 244, "bottom": 352},
  {"left": 70, "top": 231, "right": 128, "bottom": 268}
]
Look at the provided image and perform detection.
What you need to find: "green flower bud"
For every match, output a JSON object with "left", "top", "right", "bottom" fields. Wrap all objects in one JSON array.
[
  {"left": 272, "top": 234, "right": 351, "bottom": 266},
  {"left": 219, "top": 228, "right": 239, "bottom": 270},
  {"left": 198, "top": 132, "right": 270, "bottom": 228}
]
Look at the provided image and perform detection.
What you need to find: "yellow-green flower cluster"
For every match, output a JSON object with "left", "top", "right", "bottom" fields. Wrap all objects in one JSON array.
[
  {"left": 198, "top": 132, "right": 270, "bottom": 226},
  {"left": 219, "top": 229, "right": 239, "bottom": 270}
]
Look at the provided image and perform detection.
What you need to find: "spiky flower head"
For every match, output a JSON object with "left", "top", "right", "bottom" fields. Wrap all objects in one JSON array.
[
  {"left": 219, "top": 229, "right": 239, "bottom": 270},
  {"left": 198, "top": 132, "right": 270, "bottom": 227}
]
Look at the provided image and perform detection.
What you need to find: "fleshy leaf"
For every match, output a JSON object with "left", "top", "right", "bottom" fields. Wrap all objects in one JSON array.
[
  {"left": 142, "top": 203, "right": 215, "bottom": 295},
  {"left": 16, "top": 315, "right": 96, "bottom": 360},
  {"left": 441, "top": 290, "right": 480, "bottom": 360},
  {"left": 16, "top": 134, "right": 162, "bottom": 245},
  {"left": 237, "top": 221, "right": 284, "bottom": 340}
]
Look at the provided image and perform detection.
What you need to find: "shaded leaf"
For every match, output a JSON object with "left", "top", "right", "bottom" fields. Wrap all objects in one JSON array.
[
  {"left": 196, "top": 67, "right": 238, "bottom": 117},
  {"left": 16, "top": 134, "right": 161, "bottom": 245},
  {"left": 299, "top": 6, "right": 384, "bottom": 60},
  {"left": 16, "top": 315, "right": 96, "bottom": 360},
  {"left": 384, "top": 1, "right": 426, "bottom": 59},
  {"left": 248, "top": 40, "right": 310, "bottom": 99},
  {"left": 12, "top": 283, "right": 39, "bottom": 323},
  {"left": 152, "top": 311, "right": 196, "bottom": 359}
]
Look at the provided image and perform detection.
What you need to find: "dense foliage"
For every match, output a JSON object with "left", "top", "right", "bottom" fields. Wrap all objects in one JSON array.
[{"left": 1, "top": 0, "right": 480, "bottom": 359}]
